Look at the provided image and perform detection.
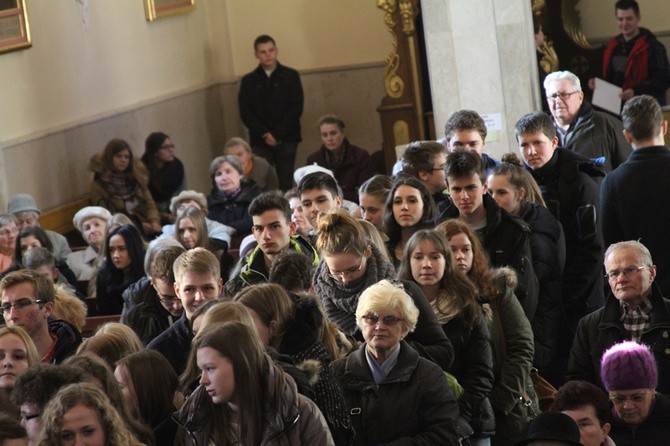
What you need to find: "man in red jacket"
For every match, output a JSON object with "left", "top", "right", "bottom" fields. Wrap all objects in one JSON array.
[{"left": 600, "top": 0, "right": 670, "bottom": 105}]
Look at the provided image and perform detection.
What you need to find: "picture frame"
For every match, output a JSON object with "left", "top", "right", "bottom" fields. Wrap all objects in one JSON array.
[
  {"left": 144, "top": 0, "right": 195, "bottom": 22},
  {"left": 0, "top": 0, "right": 31, "bottom": 55}
]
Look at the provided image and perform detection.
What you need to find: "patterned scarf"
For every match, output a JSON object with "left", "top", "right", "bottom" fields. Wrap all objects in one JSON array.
[
  {"left": 96, "top": 171, "right": 138, "bottom": 200},
  {"left": 313, "top": 244, "right": 397, "bottom": 335}
]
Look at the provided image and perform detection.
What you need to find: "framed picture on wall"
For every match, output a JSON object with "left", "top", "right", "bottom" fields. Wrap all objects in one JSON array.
[
  {"left": 0, "top": 0, "right": 31, "bottom": 54},
  {"left": 144, "top": 0, "right": 195, "bottom": 22}
]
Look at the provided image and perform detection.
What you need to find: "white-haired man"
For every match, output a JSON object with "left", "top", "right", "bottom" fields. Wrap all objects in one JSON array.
[{"left": 544, "top": 70, "right": 632, "bottom": 173}]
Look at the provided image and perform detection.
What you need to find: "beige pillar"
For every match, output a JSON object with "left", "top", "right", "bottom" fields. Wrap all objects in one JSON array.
[{"left": 422, "top": 0, "right": 541, "bottom": 158}]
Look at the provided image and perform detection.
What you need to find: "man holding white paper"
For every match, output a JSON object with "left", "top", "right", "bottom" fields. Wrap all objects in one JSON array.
[{"left": 544, "top": 71, "right": 632, "bottom": 173}]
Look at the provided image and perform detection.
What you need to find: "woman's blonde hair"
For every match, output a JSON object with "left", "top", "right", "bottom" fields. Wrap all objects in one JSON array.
[
  {"left": 52, "top": 285, "right": 87, "bottom": 331},
  {"left": 355, "top": 280, "right": 419, "bottom": 334},
  {"left": 315, "top": 209, "right": 368, "bottom": 256}
]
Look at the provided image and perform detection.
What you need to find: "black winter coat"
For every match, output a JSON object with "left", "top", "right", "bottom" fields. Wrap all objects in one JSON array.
[
  {"left": 47, "top": 319, "right": 82, "bottom": 364},
  {"left": 436, "top": 194, "right": 539, "bottom": 320},
  {"left": 123, "top": 278, "right": 177, "bottom": 346},
  {"left": 555, "top": 101, "right": 632, "bottom": 173},
  {"left": 567, "top": 285, "right": 670, "bottom": 394},
  {"left": 238, "top": 62, "right": 304, "bottom": 147},
  {"left": 601, "top": 146, "right": 670, "bottom": 298},
  {"left": 441, "top": 307, "right": 495, "bottom": 438},
  {"left": 333, "top": 341, "right": 460, "bottom": 445},
  {"left": 147, "top": 313, "right": 192, "bottom": 375},
  {"left": 528, "top": 148, "right": 605, "bottom": 317},
  {"left": 518, "top": 202, "right": 566, "bottom": 371},
  {"left": 207, "top": 179, "right": 261, "bottom": 237}
]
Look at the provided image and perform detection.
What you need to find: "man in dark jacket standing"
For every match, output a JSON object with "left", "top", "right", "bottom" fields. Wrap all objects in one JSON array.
[
  {"left": 601, "top": 95, "right": 670, "bottom": 296},
  {"left": 568, "top": 241, "right": 670, "bottom": 395},
  {"left": 238, "top": 35, "right": 304, "bottom": 191},
  {"left": 517, "top": 111, "right": 605, "bottom": 333},
  {"left": 544, "top": 70, "right": 632, "bottom": 173}
]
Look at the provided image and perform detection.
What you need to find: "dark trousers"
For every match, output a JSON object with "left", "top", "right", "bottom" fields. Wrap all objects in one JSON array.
[{"left": 252, "top": 141, "right": 298, "bottom": 191}]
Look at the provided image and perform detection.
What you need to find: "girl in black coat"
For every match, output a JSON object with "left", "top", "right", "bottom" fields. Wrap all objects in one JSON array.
[
  {"left": 488, "top": 154, "right": 566, "bottom": 384},
  {"left": 96, "top": 225, "right": 145, "bottom": 315},
  {"left": 398, "top": 229, "right": 495, "bottom": 443}
]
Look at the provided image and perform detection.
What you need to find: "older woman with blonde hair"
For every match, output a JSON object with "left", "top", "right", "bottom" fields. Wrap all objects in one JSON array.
[
  {"left": 36, "top": 382, "right": 146, "bottom": 446},
  {"left": 313, "top": 209, "right": 453, "bottom": 370},
  {"left": 332, "top": 280, "right": 459, "bottom": 445}
]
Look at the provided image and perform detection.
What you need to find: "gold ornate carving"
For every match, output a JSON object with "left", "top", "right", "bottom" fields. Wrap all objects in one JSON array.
[
  {"left": 561, "top": 0, "right": 596, "bottom": 49},
  {"left": 377, "top": 0, "right": 405, "bottom": 99},
  {"left": 393, "top": 120, "right": 410, "bottom": 146},
  {"left": 399, "top": 0, "right": 415, "bottom": 36},
  {"left": 538, "top": 40, "right": 559, "bottom": 74}
]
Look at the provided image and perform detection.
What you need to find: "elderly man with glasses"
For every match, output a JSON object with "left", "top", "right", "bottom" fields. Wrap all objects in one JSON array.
[
  {"left": 544, "top": 70, "right": 632, "bottom": 173},
  {"left": 568, "top": 240, "right": 670, "bottom": 394},
  {"left": 600, "top": 341, "right": 670, "bottom": 444}
]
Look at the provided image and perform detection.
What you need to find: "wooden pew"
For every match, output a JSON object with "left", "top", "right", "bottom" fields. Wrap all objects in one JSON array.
[{"left": 81, "top": 314, "right": 120, "bottom": 338}]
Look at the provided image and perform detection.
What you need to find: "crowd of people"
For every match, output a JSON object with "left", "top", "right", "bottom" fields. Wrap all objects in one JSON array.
[{"left": 2, "top": 3, "right": 670, "bottom": 443}]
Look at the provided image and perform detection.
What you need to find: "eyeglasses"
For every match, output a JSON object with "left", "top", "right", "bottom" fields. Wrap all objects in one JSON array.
[
  {"left": 160, "top": 144, "right": 176, "bottom": 150},
  {"left": 609, "top": 391, "right": 649, "bottom": 405},
  {"left": 604, "top": 265, "right": 645, "bottom": 280},
  {"left": 21, "top": 412, "right": 40, "bottom": 422},
  {"left": 1, "top": 299, "right": 43, "bottom": 313},
  {"left": 0, "top": 227, "right": 18, "bottom": 238},
  {"left": 548, "top": 91, "right": 580, "bottom": 102},
  {"left": 158, "top": 295, "right": 180, "bottom": 306},
  {"left": 328, "top": 258, "right": 365, "bottom": 279},
  {"left": 362, "top": 313, "right": 404, "bottom": 326}
]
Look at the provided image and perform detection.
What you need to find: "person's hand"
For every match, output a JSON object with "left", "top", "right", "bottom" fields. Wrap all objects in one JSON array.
[
  {"left": 621, "top": 89, "right": 635, "bottom": 101},
  {"left": 588, "top": 78, "right": 595, "bottom": 90},
  {"left": 151, "top": 221, "right": 162, "bottom": 233},
  {"left": 263, "top": 132, "right": 279, "bottom": 147}
]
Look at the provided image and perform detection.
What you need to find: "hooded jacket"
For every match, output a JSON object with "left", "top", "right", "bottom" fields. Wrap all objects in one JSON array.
[
  {"left": 528, "top": 148, "right": 605, "bottom": 316},
  {"left": 47, "top": 318, "right": 82, "bottom": 364},
  {"left": 224, "top": 235, "right": 318, "bottom": 297},
  {"left": 481, "top": 268, "right": 538, "bottom": 446},
  {"left": 175, "top": 357, "right": 334, "bottom": 446}
]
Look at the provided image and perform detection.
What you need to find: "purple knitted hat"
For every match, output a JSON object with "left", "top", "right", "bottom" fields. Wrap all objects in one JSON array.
[{"left": 600, "top": 341, "right": 658, "bottom": 391}]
